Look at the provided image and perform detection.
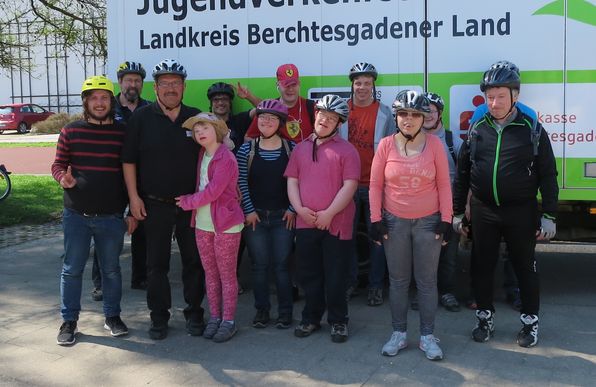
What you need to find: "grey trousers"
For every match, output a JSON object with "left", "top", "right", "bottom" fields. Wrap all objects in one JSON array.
[{"left": 382, "top": 211, "right": 442, "bottom": 335}]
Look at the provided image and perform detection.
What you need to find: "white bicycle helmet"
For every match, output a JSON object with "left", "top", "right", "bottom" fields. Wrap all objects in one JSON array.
[{"left": 152, "top": 59, "right": 187, "bottom": 80}]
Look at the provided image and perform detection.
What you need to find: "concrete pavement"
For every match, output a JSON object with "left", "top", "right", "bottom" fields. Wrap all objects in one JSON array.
[{"left": 0, "top": 231, "right": 595, "bottom": 386}]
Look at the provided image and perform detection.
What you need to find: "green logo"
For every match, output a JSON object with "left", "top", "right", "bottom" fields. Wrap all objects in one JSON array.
[{"left": 534, "top": 0, "right": 596, "bottom": 26}]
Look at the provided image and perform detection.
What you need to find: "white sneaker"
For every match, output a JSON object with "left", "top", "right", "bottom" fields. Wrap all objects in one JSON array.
[
  {"left": 419, "top": 334, "right": 443, "bottom": 360},
  {"left": 381, "top": 331, "right": 407, "bottom": 356}
]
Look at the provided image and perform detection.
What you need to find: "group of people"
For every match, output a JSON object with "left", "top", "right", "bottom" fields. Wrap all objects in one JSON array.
[{"left": 52, "top": 58, "right": 558, "bottom": 361}]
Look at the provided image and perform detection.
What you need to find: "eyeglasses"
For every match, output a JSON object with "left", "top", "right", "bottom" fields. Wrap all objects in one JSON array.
[
  {"left": 428, "top": 110, "right": 439, "bottom": 115},
  {"left": 157, "top": 80, "right": 183, "bottom": 88},
  {"left": 397, "top": 111, "right": 424, "bottom": 119},
  {"left": 258, "top": 114, "right": 280, "bottom": 122}
]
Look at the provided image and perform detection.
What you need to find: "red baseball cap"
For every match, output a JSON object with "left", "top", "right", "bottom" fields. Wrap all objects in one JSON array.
[{"left": 276, "top": 64, "right": 300, "bottom": 88}]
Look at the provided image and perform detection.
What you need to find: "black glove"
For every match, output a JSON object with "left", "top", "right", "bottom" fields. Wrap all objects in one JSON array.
[
  {"left": 435, "top": 221, "right": 452, "bottom": 243},
  {"left": 370, "top": 221, "right": 388, "bottom": 242}
]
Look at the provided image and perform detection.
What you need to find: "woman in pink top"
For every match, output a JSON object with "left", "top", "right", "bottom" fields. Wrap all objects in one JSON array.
[{"left": 369, "top": 90, "right": 452, "bottom": 361}]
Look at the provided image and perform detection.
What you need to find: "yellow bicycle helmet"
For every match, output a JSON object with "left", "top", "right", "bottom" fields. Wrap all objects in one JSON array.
[{"left": 81, "top": 75, "right": 114, "bottom": 96}]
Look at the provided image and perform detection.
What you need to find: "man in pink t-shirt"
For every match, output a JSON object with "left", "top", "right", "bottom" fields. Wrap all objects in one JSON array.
[{"left": 285, "top": 95, "right": 360, "bottom": 343}]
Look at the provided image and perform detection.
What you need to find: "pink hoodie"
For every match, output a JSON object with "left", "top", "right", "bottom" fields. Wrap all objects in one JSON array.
[{"left": 178, "top": 144, "right": 244, "bottom": 233}]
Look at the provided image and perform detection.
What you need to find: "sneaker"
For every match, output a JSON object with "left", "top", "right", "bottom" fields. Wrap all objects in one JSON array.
[
  {"left": 186, "top": 318, "right": 206, "bottom": 336},
  {"left": 381, "top": 331, "right": 408, "bottom": 356},
  {"left": 252, "top": 309, "right": 270, "bottom": 329},
  {"left": 212, "top": 320, "right": 237, "bottom": 343},
  {"left": 419, "top": 334, "right": 443, "bottom": 360},
  {"left": 203, "top": 317, "right": 222, "bottom": 340},
  {"left": 330, "top": 323, "right": 348, "bottom": 343},
  {"left": 517, "top": 314, "right": 539, "bottom": 348},
  {"left": 294, "top": 322, "right": 321, "bottom": 338},
  {"left": 472, "top": 309, "right": 495, "bottom": 342},
  {"left": 91, "top": 288, "right": 103, "bottom": 302},
  {"left": 410, "top": 294, "right": 419, "bottom": 311},
  {"left": 148, "top": 322, "right": 168, "bottom": 340},
  {"left": 104, "top": 316, "right": 129, "bottom": 337},
  {"left": 440, "top": 293, "right": 461, "bottom": 312},
  {"left": 275, "top": 314, "right": 293, "bottom": 329},
  {"left": 346, "top": 285, "right": 359, "bottom": 302},
  {"left": 367, "top": 288, "right": 384, "bottom": 306},
  {"left": 57, "top": 321, "right": 78, "bottom": 346}
]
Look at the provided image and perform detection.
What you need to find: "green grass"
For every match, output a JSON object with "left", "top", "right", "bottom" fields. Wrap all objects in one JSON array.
[
  {"left": 0, "top": 175, "right": 63, "bottom": 227},
  {"left": 0, "top": 142, "right": 56, "bottom": 148}
]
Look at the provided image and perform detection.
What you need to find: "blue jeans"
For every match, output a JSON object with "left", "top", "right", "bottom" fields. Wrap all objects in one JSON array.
[
  {"left": 349, "top": 186, "right": 387, "bottom": 289},
  {"left": 243, "top": 209, "right": 294, "bottom": 315},
  {"left": 60, "top": 208, "right": 125, "bottom": 321}
]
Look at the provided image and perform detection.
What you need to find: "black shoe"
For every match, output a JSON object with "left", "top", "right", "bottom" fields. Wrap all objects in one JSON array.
[
  {"left": 367, "top": 288, "right": 383, "bottom": 306},
  {"left": 472, "top": 310, "right": 495, "bottom": 342},
  {"left": 275, "top": 314, "right": 293, "bottom": 329},
  {"left": 440, "top": 293, "right": 461, "bottom": 312},
  {"left": 294, "top": 322, "right": 321, "bottom": 338},
  {"left": 186, "top": 318, "right": 206, "bottom": 336},
  {"left": 131, "top": 280, "right": 147, "bottom": 290},
  {"left": 104, "top": 316, "right": 129, "bottom": 337},
  {"left": 252, "top": 309, "right": 270, "bottom": 329},
  {"left": 57, "top": 321, "right": 78, "bottom": 346},
  {"left": 517, "top": 314, "right": 539, "bottom": 348},
  {"left": 330, "top": 323, "right": 348, "bottom": 343},
  {"left": 91, "top": 288, "right": 103, "bottom": 302},
  {"left": 148, "top": 322, "right": 168, "bottom": 340}
]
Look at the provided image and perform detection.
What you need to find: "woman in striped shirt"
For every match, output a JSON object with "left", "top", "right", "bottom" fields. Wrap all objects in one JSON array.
[{"left": 236, "top": 99, "right": 296, "bottom": 330}]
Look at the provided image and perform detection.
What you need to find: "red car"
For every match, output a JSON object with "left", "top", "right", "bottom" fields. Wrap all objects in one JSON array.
[{"left": 0, "top": 103, "right": 54, "bottom": 134}]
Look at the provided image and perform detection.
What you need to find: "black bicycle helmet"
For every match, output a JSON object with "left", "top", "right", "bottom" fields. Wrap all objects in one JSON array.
[
  {"left": 490, "top": 60, "right": 520, "bottom": 76},
  {"left": 117, "top": 61, "right": 146, "bottom": 80},
  {"left": 480, "top": 66, "right": 520, "bottom": 92},
  {"left": 207, "top": 82, "right": 235, "bottom": 100},
  {"left": 424, "top": 92, "right": 444, "bottom": 112},
  {"left": 349, "top": 62, "right": 378, "bottom": 81},
  {"left": 392, "top": 90, "right": 431, "bottom": 116}
]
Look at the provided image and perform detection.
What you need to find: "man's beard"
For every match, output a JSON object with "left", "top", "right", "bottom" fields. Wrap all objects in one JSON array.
[
  {"left": 123, "top": 87, "right": 140, "bottom": 103},
  {"left": 87, "top": 109, "right": 110, "bottom": 122}
]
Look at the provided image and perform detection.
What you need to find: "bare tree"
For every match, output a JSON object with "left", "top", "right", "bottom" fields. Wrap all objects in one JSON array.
[{"left": 0, "top": 0, "right": 106, "bottom": 70}]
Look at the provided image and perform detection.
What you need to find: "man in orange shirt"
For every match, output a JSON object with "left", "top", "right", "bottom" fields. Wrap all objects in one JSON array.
[
  {"left": 339, "top": 62, "right": 395, "bottom": 306},
  {"left": 245, "top": 64, "right": 315, "bottom": 143}
]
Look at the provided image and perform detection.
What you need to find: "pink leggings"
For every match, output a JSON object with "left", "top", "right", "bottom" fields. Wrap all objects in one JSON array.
[{"left": 195, "top": 229, "right": 240, "bottom": 321}]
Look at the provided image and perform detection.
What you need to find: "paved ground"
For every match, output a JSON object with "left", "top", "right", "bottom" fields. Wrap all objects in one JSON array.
[
  {"left": 0, "top": 133, "right": 58, "bottom": 175},
  {"left": 0, "top": 227, "right": 595, "bottom": 386}
]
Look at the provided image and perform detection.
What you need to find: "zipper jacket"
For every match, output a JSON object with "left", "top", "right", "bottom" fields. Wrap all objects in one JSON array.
[{"left": 453, "top": 110, "right": 558, "bottom": 217}]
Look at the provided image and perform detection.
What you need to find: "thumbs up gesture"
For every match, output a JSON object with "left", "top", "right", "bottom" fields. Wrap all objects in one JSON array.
[{"left": 60, "top": 166, "right": 77, "bottom": 189}]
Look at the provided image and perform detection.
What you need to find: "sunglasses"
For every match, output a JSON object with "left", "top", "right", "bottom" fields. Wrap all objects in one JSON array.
[{"left": 397, "top": 111, "right": 424, "bottom": 119}]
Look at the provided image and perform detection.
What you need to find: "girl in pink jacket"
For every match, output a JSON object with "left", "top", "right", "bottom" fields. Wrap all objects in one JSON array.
[{"left": 176, "top": 113, "right": 244, "bottom": 343}]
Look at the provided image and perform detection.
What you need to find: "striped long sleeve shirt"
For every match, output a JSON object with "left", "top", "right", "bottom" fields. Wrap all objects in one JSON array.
[
  {"left": 236, "top": 140, "right": 295, "bottom": 215},
  {"left": 51, "top": 120, "right": 128, "bottom": 215}
]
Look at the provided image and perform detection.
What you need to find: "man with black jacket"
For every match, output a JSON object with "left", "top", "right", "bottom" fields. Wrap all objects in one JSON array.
[
  {"left": 452, "top": 64, "right": 558, "bottom": 348},
  {"left": 122, "top": 59, "right": 206, "bottom": 340}
]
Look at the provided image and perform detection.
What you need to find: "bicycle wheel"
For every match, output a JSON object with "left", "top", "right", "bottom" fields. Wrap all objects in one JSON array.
[{"left": 0, "top": 168, "right": 11, "bottom": 201}]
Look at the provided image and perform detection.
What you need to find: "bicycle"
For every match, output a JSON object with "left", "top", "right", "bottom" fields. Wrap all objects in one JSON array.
[{"left": 0, "top": 164, "right": 12, "bottom": 201}]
